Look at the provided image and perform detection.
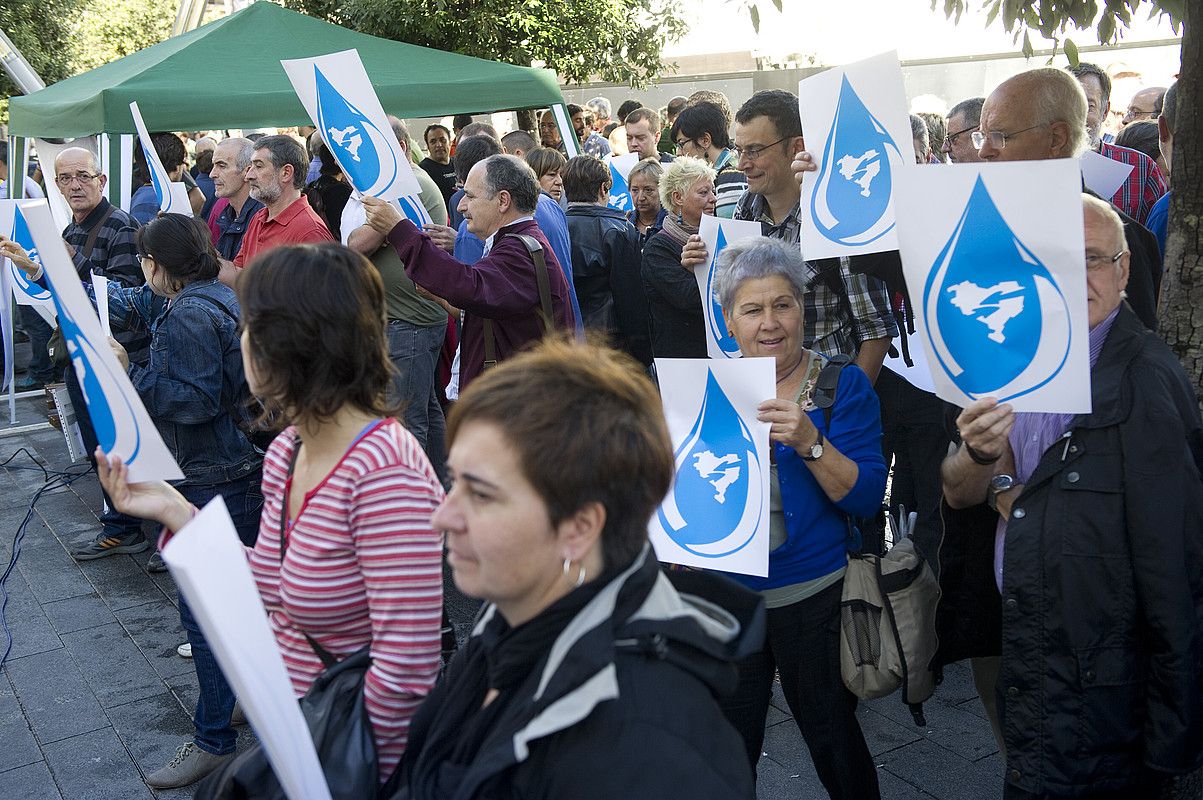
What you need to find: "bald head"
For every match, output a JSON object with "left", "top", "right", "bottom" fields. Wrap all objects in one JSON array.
[
  {"left": 1124, "top": 87, "right": 1166, "bottom": 126},
  {"left": 195, "top": 136, "right": 218, "bottom": 156},
  {"left": 977, "top": 69, "right": 1088, "bottom": 162},
  {"left": 55, "top": 147, "right": 107, "bottom": 220},
  {"left": 1082, "top": 194, "right": 1129, "bottom": 327},
  {"left": 55, "top": 146, "right": 100, "bottom": 175}
]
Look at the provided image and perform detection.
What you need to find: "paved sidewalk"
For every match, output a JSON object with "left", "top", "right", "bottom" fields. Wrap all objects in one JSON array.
[{"left": 0, "top": 395, "right": 1004, "bottom": 799}]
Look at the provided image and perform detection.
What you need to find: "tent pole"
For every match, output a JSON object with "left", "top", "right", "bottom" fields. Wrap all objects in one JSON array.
[
  {"left": 551, "top": 103, "right": 580, "bottom": 159},
  {"left": 6, "top": 134, "right": 26, "bottom": 424}
]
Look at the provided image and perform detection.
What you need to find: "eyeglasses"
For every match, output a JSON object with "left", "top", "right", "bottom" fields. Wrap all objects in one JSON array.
[
  {"left": 942, "top": 124, "right": 977, "bottom": 149},
  {"left": 1086, "top": 250, "right": 1125, "bottom": 270},
  {"left": 674, "top": 138, "right": 694, "bottom": 153},
  {"left": 971, "top": 124, "right": 1045, "bottom": 150},
  {"left": 732, "top": 136, "right": 791, "bottom": 161},
  {"left": 55, "top": 173, "right": 101, "bottom": 187}
]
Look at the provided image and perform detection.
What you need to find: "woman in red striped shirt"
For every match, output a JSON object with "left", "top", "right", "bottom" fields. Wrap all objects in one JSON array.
[{"left": 98, "top": 243, "right": 445, "bottom": 789}]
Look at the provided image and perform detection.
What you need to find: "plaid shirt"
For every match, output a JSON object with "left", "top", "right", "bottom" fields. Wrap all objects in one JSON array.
[
  {"left": 63, "top": 198, "right": 142, "bottom": 287},
  {"left": 733, "top": 192, "right": 897, "bottom": 359},
  {"left": 1098, "top": 141, "right": 1167, "bottom": 226}
]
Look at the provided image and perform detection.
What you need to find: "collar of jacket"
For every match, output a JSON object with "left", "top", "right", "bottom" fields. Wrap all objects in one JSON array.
[{"left": 1073, "top": 302, "right": 1146, "bottom": 431}]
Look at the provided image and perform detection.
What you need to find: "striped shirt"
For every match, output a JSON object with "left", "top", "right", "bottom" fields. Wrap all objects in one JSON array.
[
  {"left": 1098, "top": 141, "right": 1167, "bottom": 226},
  {"left": 247, "top": 420, "right": 444, "bottom": 781},
  {"left": 62, "top": 197, "right": 142, "bottom": 287}
]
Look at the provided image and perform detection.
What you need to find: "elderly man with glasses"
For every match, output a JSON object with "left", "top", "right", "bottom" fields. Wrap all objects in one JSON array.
[{"left": 942, "top": 97, "right": 985, "bottom": 163}]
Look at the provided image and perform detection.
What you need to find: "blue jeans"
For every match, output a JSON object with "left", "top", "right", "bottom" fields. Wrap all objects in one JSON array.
[
  {"left": 18, "top": 305, "right": 55, "bottom": 383},
  {"left": 386, "top": 320, "right": 447, "bottom": 484},
  {"left": 176, "top": 473, "right": 263, "bottom": 755}
]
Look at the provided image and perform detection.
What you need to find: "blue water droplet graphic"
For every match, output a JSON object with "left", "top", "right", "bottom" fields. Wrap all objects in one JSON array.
[
  {"left": 314, "top": 66, "right": 396, "bottom": 197},
  {"left": 705, "top": 227, "right": 741, "bottom": 357},
  {"left": 811, "top": 75, "right": 901, "bottom": 246},
  {"left": 608, "top": 162, "right": 632, "bottom": 212},
  {"left": 10, "top": 209, "right": 50, "bottom": 301},
  {"left": 658, "top": 370, "right": 763, "bottom": 557},
  {"left": 923, "top": 175, "right": 1072, "bottom": 401}
]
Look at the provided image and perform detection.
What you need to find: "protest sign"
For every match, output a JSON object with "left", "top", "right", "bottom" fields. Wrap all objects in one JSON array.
[
  {"left": 649, "top": 357, "right": 773, "bottom": 577},
  {"left": 1079, "top": 149, "right": 1134, "bottom": 201},
  {"left": 90, "top": 272, "right": 112, "bottom": 338},
  {"left": 162, "top": 497, "right": 333, "bottom": 800},
  {"left": 696, "top": 215, "right": 762, "bottom": 359},
  {"left": 128, "top": 102, "right": 192, "bottom": 216},
  {"left": 282, "top": 49, "right": 421, "bottom": 202},
  {"left": 606, "top": 153, "right": 640, "bottom": 213},
  {"left": 0, "top": 201, "right": 57, "bottom": 326},
  {"left": 798, "top": 51, "right": 912, "bottom": 260},
  {"left": 19, "top": 200, "right": 184, "bottom": 481},
  {"left": 895, "top": 160, "right": 1091, "bottom": 413}
]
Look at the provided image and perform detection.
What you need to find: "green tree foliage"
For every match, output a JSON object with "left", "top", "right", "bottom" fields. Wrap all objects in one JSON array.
[
  {"left": 70, "top": 0, "right": 175, "bottom": 73},
  {"left": 281, "top": 0, "right": 687, "bottom": 88},
  {"left": 0, "top": 0, "right": 79, "bottom": 123}
]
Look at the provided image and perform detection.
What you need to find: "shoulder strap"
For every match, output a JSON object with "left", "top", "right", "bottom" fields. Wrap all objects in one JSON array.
[
  {"left": 81, "top": 205, "right": 117, "bottom": 264},
  {"left": 812, "top": 353, "right": 853, "bottom": 433},
  {"left": 481, "top": 232, "right": 555, "bottom": 372}
]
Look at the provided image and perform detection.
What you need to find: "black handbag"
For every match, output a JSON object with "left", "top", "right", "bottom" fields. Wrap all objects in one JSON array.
[{"left": 196, "top": 437, "right": 379, "bottom": 799}]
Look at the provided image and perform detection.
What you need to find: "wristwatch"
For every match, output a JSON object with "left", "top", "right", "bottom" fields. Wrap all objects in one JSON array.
[
  {"left": 801, "top": 432, "right": 825, "bottom": 461},
  {"left": 987, "top": 473, "right": 1016, "bottom": 512}
]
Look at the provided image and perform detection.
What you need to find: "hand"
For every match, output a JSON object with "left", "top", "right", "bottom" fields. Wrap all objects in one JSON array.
[
  {"left": 95, "top": 449, "right": 194, "bottom": 533},
  {"left": 422, "top": 223, "right": 457, "bottom": 253},
  {"left": 792, "top": 151, "right": 818, "bottom": 190},
  {"left": 107, "top": 337, "right": 129, "bottom": 370},
  {"left": 362, "top": 196, "right": 404, "bottom": 235},
  {"left": 758, "top": 398, "right": 819, "bottom": 452},
  {"left": 956, "top": 398, "right": 1014, "bottom": 462},
  {"left": 0, "top": 236, "right": 40, "bottom": 277},
  {"left": 681, "top": 235, "right": 708, "bottom": 270}
]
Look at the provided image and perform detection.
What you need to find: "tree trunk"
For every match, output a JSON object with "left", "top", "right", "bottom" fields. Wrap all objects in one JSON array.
[{"left": 1158, "top": 2, "right": 1203, "bottom": 406}]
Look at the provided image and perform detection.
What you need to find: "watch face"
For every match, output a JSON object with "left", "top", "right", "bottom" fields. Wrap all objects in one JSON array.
[
  {"left": 990, "top": 474, "right": 1015, "bottom": 492},
  {"left": 809, "top": 442, "right": 824, "bottom": 459}
]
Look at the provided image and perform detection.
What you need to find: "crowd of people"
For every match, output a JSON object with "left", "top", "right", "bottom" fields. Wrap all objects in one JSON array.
[{"left": 0, "top": 59, "right": 1199, "bottom": 800}]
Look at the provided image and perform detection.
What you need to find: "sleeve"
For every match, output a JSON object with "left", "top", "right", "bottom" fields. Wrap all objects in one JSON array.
[
  {"left": 98, "top": 281, "right": 153, "bottom": 335},
  {"left": 641, "top": 237, "right": 701, "bottom": 312},
  {"left": 127, "top": 303, "right": 226, "bottom": 424},
  {"left": 843, "top": 268, "right": 898, "bottom": 343},
  {"left": 1120, "top": 362, "right": 1203, "bottom": 772},
  {"left": 130, "top": 189, "right": 158, "bottom": 226},
  {"left": 1139, "top": 160, "right": 1169, "bottom": 225},
  {"left": 348, "top": 455, "right": 445, "bottom": 778},
  {"left": 387, "top": 219, "right": 544, "bottom": 318},
  {"left": 822, "top": 365, "right": 888, "bottom": 518}
]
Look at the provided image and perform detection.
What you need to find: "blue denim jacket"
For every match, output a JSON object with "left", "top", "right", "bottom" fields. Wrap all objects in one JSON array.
[{"left": 103, "top": 279, "right": 262, "bottom": 486}]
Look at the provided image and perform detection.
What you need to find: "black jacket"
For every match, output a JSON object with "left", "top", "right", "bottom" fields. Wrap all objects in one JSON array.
[
  {"left": 565, "top": 204, "right": 652, "bottom": 365},
  {"left": 641, "top": 231, "right": 707, "bottom": 359},
  {"left": 998, "top": 304, "right": 1203, "bottom": 796},
  {"left": 388, "top": 545, "right": 763, "bottom": 800}
]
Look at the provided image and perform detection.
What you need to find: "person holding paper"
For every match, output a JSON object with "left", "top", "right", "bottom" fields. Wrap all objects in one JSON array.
[
  {"left": 941, "top": 195, "right": 1203, "bottom": 800},
  {"left": 97, "top": 243, "right": 445, "bottom": 786},
  {"left": 641, "top": 156, "right": 716, "bottom": 359},
  {"left": 709, "top": 236, "right": 886, "bottom": 800},
  {"left": 384, "top": 338, "right": 759, "bottom": 800}
]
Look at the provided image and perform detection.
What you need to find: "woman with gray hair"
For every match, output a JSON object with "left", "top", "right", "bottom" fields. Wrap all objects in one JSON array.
[
  {"left": 713, "top": 236, "right": 886, "bottom": 800},
  {"left": 639, "top": 156, "right": 716, "bottom": 359}
]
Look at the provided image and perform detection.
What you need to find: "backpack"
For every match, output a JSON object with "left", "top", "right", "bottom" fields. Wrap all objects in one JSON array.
[{"left": 811, "top": 355, "right": 941, "bottom": 726}]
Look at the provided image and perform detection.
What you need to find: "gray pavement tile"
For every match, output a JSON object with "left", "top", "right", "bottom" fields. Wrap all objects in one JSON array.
[
  {"left": 105, "top": 691, "right": 195, "bottom": 780},
  {"left": 0, "top": 759, "right": 63, "bottom": 800},
  {"left": 78, "top": 555, "right": 167, "bottom": 611},
  {"left": 877, "top": 768, "right": 938, "bottom": 799},
  {"left": 866, "top": 685, "right": 999, "bottom": 762},
  {"left": 1, "top": 569, "right": 64, "bottom": 660},
  {"left": 957, "top": 694, "right": 990, "bottom": 723},
  {"left": 14, "top": 534, "right": 96, "bottom": 604},
  {"left": 165, "top": 671, "right": 198, "bottom": 716},
  {"left": 935, "top": 660, "right": 984, "bottom": 705},
  {"left": 42, "top": 726, "right": 156, "bottom": 800},
  {"left": 112, "top": 601, "right": 192, "bottom": 681},
  {"left": 760, "top": 718, "right": 818, "bottom": 781},
  {"left": 41, "top": 593, "right": 116, "bottom": 636},
  {"left": 878, "top": 738, "right": 1004, "bottom": 800},
  {"left": 856, "top": 704, "right": 924, "bottom": 758},
  {"left": 4, "top": 648, "right": 108, "bottom": 744},
  {"left": 35, "top": 489, "right": 100, "bottom": 538},
  {"left": 755, "top": 752, "right": 828, "bottom": 799},
  {"left": 0, "top": 672, "right": 43, "bottom": 773},
  {"left": 147, "top": 568, "right": 180, "bottom": 605},
  {"left": 60, "top": 622, "right": 166, "bottom": 709}
]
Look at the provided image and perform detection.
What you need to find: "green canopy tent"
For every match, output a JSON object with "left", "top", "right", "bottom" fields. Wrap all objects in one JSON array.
[{"left": 5, "top": 0, "right": 580, "bottom": 202}]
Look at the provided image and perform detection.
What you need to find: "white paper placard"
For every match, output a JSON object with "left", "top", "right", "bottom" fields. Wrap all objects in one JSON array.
[
  {"left": 798, "top": 50, "right": 912, "bottom": 260},
  {"left": 281, "top": 49, "right": 421, "bottom": 202},
  {"left": 162, "top": 497, "right": 333, "bottom": 800},
  {"left": 1079, "top": 149, "right": 1135, "bottom": 201},
  {"left": 894, "top": 160, "right": 1091, "bottom": 413},
  {"left": 696, "top": 215, "right": 762, "bottom": 359},
  {"left": 129, "top": 102, "right": 192, "bottom": 216},
  {"left": 0, "top": 201, "right": 58, "bottom": 325},
  {"left": 650, "top": 357, "right": 774, "bottom": 576},
  {"left": 90, "top": 272, "right": 112, "bottom": 338},
  {"left": 605, "top": 152, "right": 641, "bottom": 212},
  {"left": 881, "top": 310, "right": 937, "bottom": 395},
  {"left": 18, "top": 200, "right": 184, "bottom": 480}
]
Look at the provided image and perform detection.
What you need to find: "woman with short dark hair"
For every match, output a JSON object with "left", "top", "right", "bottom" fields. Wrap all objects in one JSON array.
[
  {"left": 670, "top": 101, "right": 746, "bottom": 217},
  {"left": 385, "top": 338, "right": 760, "bottom": 799},
  {"left": 95, "top": 243, "right": 445, "bottom": 789},
  {"left": 525, "top": 146, "right": 567, "bottom": 203}
]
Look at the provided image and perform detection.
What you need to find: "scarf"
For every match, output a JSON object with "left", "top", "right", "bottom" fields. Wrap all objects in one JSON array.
[{"left": 659, "top": 213, "right": 698, "bottom": 247}]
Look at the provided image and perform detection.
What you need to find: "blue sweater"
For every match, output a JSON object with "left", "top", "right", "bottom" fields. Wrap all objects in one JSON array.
[{"left": 729, "top": 363, "right": 887, "bottom": 592}]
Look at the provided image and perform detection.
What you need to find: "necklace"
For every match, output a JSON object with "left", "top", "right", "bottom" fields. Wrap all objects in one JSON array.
[{"left": 775, "top": 351, "right": 807, "bottom": 385}]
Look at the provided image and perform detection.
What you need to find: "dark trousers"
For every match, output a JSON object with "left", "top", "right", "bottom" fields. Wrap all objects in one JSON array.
[
  {"left": 875, "top": 367, "right": 950, "bottom": 572},
  {"left": 721, "top": 579, "right": 880, "bottom": 800},
  {"left": 385, "top": 319, "right": 447, "bottom": 485},
  {"left": 176, "top": 474, "right": 263, "bottom": 755},
  {"left": 18, "top": 305, "right": 55, "bottom": 382}
]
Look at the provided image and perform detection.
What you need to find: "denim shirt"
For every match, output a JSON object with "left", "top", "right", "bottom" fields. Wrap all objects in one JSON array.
[{"left": 102, "top": 279, "right": 261, "bottom": 486}]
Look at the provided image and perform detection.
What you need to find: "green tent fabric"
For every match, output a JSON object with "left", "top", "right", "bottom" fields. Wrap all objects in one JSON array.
[{"left": 7, "top": 1, "right": 566, "bottom": 137}]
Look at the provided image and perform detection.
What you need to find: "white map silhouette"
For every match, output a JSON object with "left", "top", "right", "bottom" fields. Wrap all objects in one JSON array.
[
  {"left": 837, "top": 150, "right": 881, "bottom": 197},
  {"left": 693, "top": 451, "right": 741, "bottom": 503},
  {"left": 327, "top": 125, "right": 364, "bottom": 161},
  {"left": 947, "top": 280, "right": 1025, "bottom": 343}
]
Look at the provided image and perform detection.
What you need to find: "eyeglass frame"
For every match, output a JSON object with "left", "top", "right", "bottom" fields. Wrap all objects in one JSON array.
[
  {"left": 971, "top": 124, "right": 1046, "bottom": 151},
  {"left": 942, "top": 124, "right": 978, "bottom": 149},
  {"left": 674, "top": 137, "right": 696, "bottom": 153},
  {"left": 732, "top": 136, "right": 792, "bottom": 161},
  {"left": 54, "top": 172, "right": 103, "bottom": 187},
  {"left": 1085, "top": 250, "right": 1126, "bottom": 270}
]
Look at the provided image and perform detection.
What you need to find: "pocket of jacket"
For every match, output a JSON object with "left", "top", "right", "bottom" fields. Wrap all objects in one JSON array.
[
  {"left": 1057, "top": 458, "right": 1126, "bottom": 558},
  {"left": 1073, "top": 645, "right": 1143, "bottom": 760}
]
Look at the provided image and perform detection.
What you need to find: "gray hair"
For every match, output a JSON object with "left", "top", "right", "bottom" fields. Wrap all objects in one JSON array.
[
  {"left": 658, "top": 155, "right": 716, "bottom": 213},
  {"left": 628, "top": 157, "right": 663, "bottom": 186},
  {"left": 1082, "top": 193, "right": 1126, "bottom": 255},
  {"left": 387, "top": 115, "right": 410, "bottom": 144},
  {"left": 1003, "top": 68, "right": 1089, "bottom": 157},
  {"left": 713, "top": 237, "right": 810, "bottom": 312},
  {"left": 909, "top": 114, "right": 929, "bottom": 150},
  {"left": 219, "top": 137, "right": 255, "bottom": 172},
  {"left": 586, "top": 96, "right": 612, "bottom": 120},
  {"left": 254, "top": 134, "right": 308, "bottom": 189},
  {"left": 481, "top": 154, "right": 540, "bottom": 214}
]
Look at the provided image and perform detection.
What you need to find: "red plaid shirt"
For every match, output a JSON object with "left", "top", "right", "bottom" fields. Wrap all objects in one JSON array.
[{"left": 1098, "top": 141, "right": 1167, "bottom": 225}]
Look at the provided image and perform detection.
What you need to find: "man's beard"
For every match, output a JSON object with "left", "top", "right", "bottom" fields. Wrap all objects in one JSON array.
[{"left": 250, "top": 181, "right": 281, "bottom": 205}]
